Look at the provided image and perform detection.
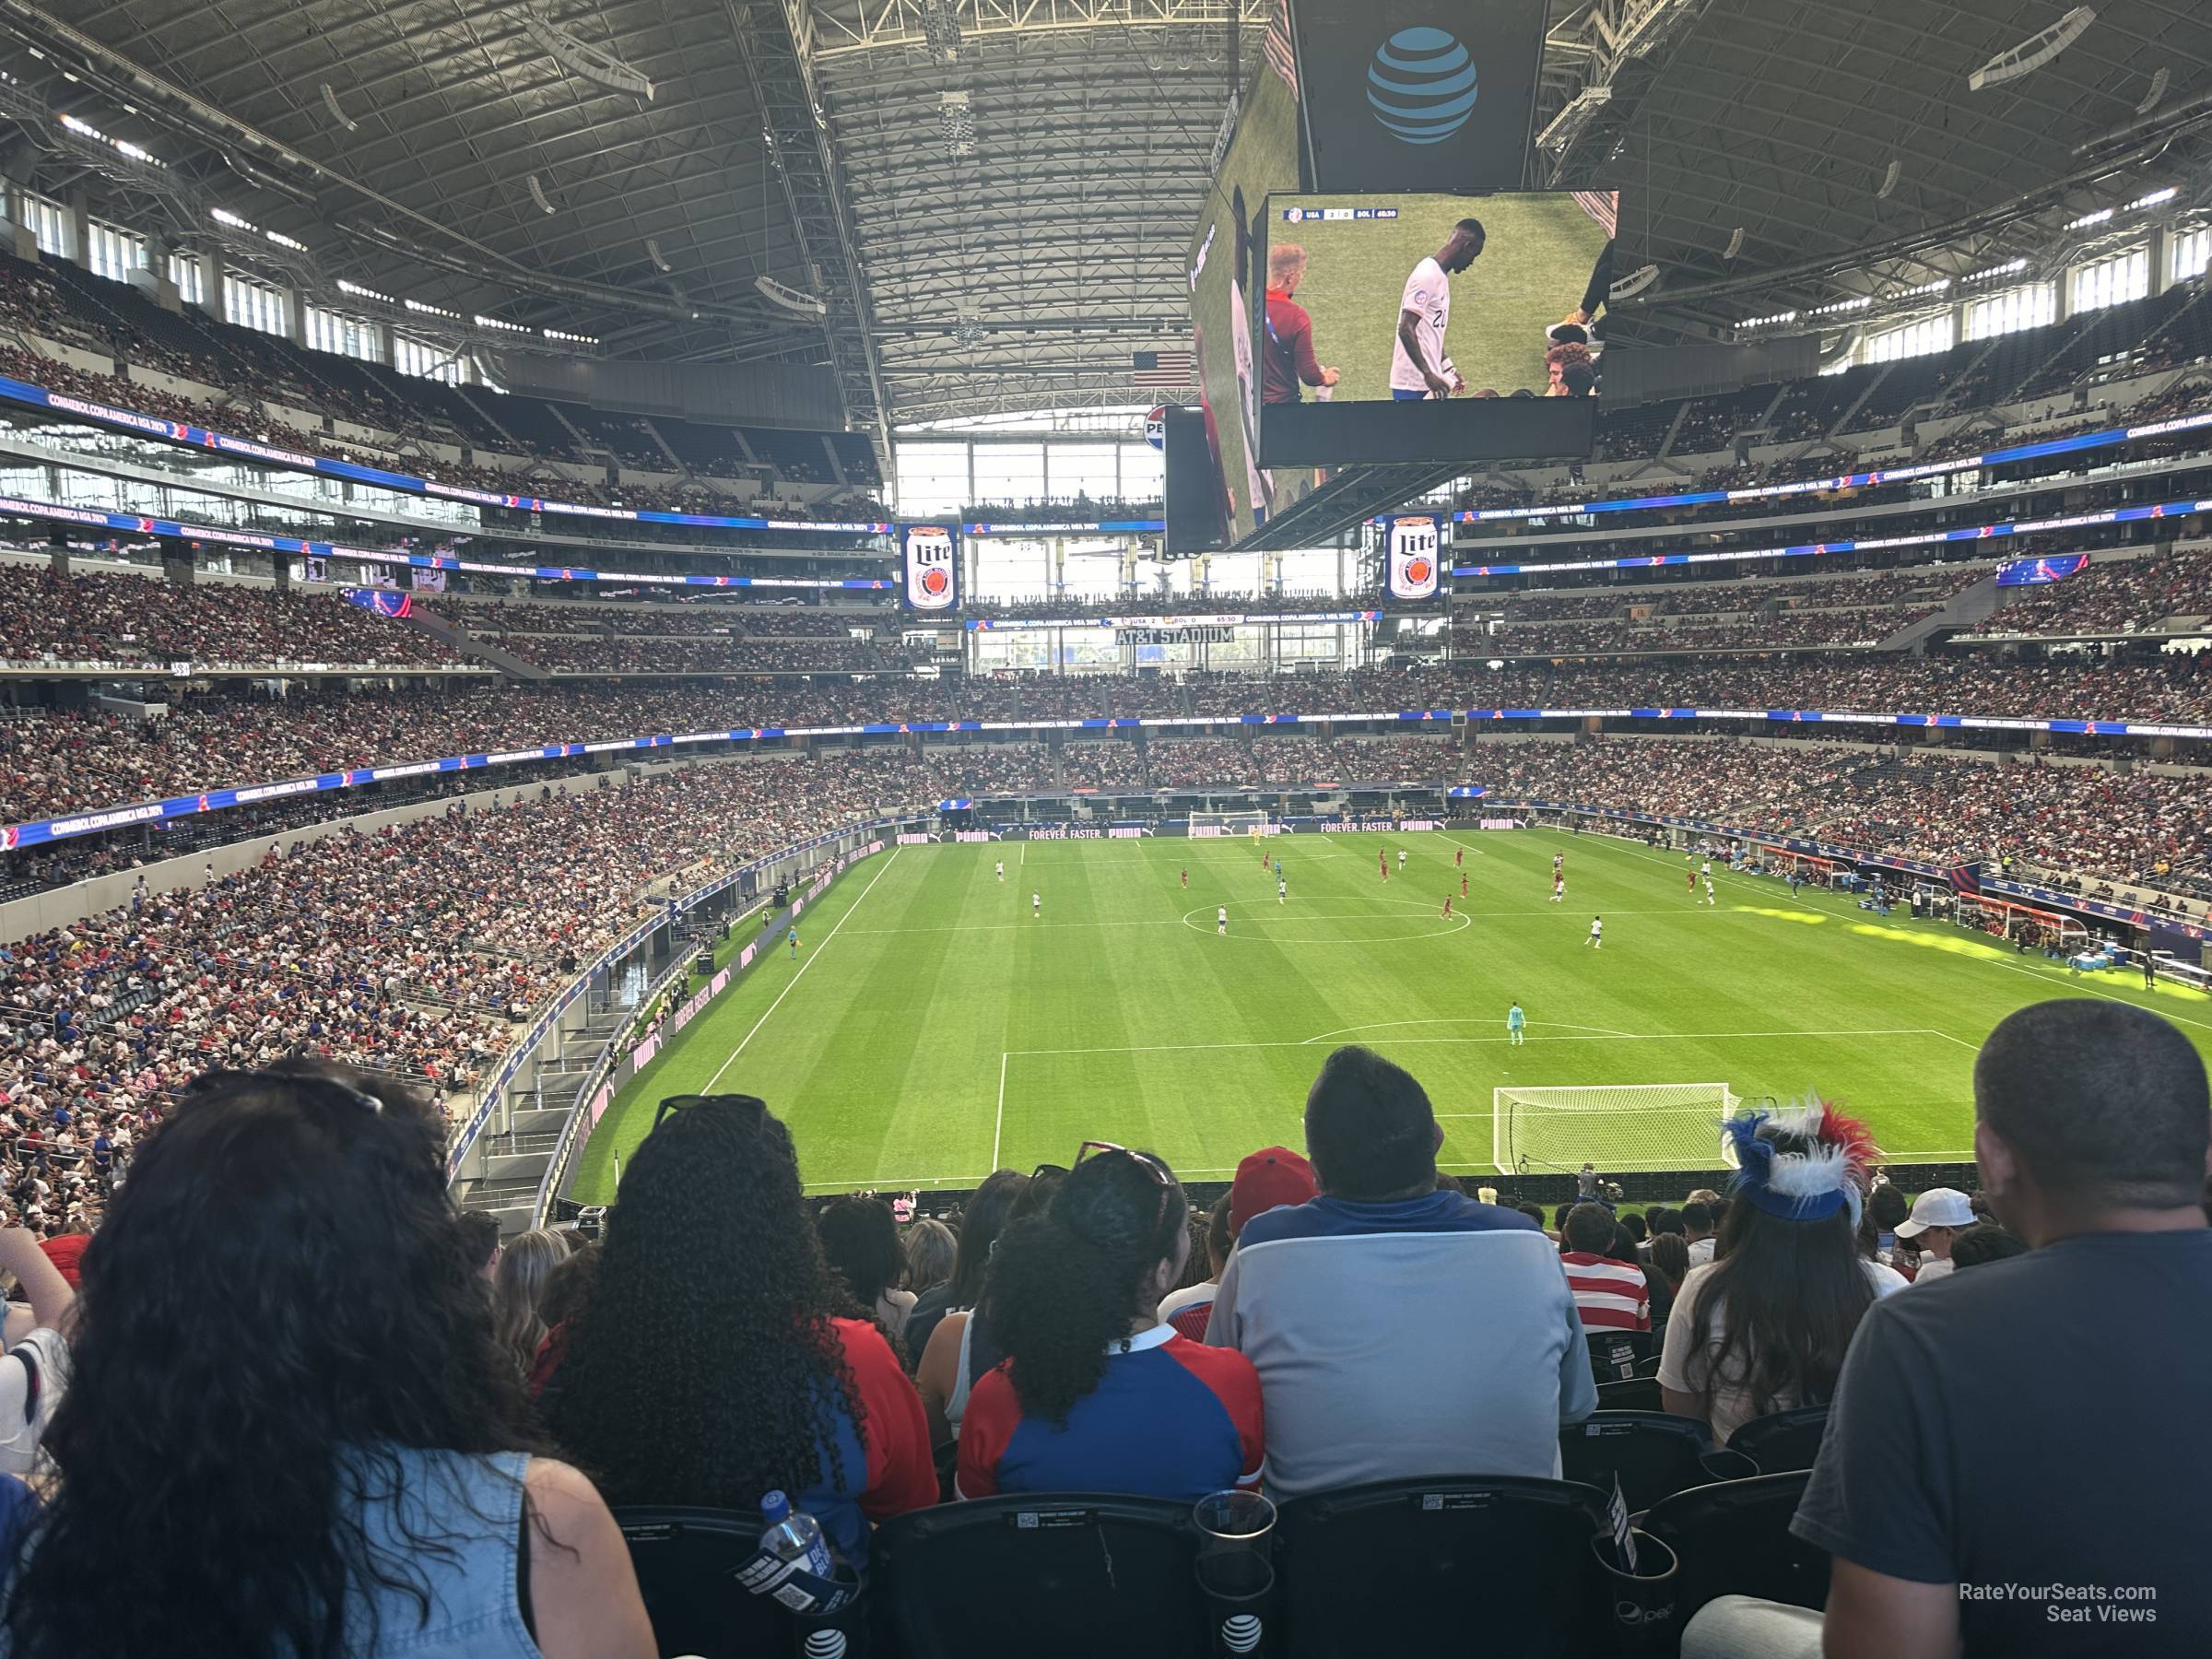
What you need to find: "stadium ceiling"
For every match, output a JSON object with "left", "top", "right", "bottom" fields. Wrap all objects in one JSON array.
[{"left": 1, "top": 0, "right": 2207, "bottom": 438}]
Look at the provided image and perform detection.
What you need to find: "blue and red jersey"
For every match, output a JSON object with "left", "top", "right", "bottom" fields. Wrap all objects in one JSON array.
[{"left": 957, "top": 1325, "right": 1263, "bottom": 1501}]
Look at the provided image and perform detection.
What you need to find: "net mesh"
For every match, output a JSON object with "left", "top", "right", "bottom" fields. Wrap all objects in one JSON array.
[{"left": 1493, "top": 1082, "right": 1741, "bottom": 1175}]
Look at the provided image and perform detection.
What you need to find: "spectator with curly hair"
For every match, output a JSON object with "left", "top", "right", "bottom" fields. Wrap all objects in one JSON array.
[
  {"left": 543, "top": 1096, "right": 935, "bottom": 1564},
  {"left": 957, "top": 1147, "right": 1262, "bottom": 1500},
  {"left": 0, "top": 1062, "right": 653, "bottom": 1659}
]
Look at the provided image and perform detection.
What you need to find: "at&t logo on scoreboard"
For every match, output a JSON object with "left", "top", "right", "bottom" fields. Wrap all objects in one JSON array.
[
  {"left": 900, "top": 524, "right": 959, "bottom": 612},
  {"left": 1386, "top": 514, "right": 1441, "bottom": 601}
]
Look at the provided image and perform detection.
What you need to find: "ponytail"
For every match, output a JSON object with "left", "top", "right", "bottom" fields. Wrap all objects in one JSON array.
[{"left": 983, "top": 1150, "right": 1187, "bottom": 1427}]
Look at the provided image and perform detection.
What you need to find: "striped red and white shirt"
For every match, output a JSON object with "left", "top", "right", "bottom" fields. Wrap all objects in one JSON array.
[{"left": 1560, "top": 1252, "right": 1651, "bottom": 1333}]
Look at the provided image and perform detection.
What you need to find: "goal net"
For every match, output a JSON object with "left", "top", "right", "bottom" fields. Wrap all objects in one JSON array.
[
  {"left": 1494, "top": 1082, "right": 1742, "bottom": 1176},
  {"left": 1190, "top": 810, "right": 1276, "bottom": 839}
]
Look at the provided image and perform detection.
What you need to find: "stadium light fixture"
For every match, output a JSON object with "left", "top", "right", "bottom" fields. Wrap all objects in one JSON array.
[
  {"left": 2124, "top": 186, "right": 2177, "bottom": 211},
  {"left": 337, "top": 278, "right": 396, "bottom": 304},
  {"left": 2065, "top": 206, "right": 2114, "bottom": 229},
  {"left": 519, "top": 14, "right": 653, "bottom": 100},
  {"left": 58, "top": 112, "right": 162, "bottom": 169},
  {"left": 1738, "top": 309, "right": 1799, "bottom": 329},
  {"left": 1964, "top": 258, "right": 2030, "bottom": 283},
  {"left": 405, "top": 297, "right": 461, "bottom": 320},
  {"left": 542, "top": 326, "right": 597, "bottom": 346},
  {"left": 473, "top": 313, "right": 532, "bottom": 334},
  {"left": 319, "top": 83, "right": 359, "bottom": 133},
  {"left": 1967, "top": 6, "right": 2096, "bottom": 92},
  {"left": 756, "top": 275, "right": 828, "bottom": 317},
  {"left": 1537, "top": 86, "right": 1611, "bottom": 158}
]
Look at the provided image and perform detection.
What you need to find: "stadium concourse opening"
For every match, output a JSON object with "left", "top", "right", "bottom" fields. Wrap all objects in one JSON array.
[{"left": 5, "top": 0, "right": 2212, "bottom": 1653}]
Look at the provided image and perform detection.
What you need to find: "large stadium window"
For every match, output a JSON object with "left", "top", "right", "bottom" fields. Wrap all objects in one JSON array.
[
  {"left": 1862, "top": 313, "right": 1955, "bottom": 365},
  {"left": 304, "top": 305, "right": 382, "bottom": 364},
  {"left": 19, "top": 192, "right": 69, "bottom": 259},
  {"left": 971, "top": 442, "right": 1046, "bottom": 508},
  {"left": 2069, "top": 247, "right": 2148, "bottom": 314},
  {"left": 1119, "top": 441, "right": 1163, "bottom": 503},
  {"left": 1044, "top": 442, "right": 1120, "bottom": 503},
  {"left": 1965, "top": 283, "right": 2055, "bottom": 341},
  {"left": 2172, "top": 227, "right": 2211, "bottom": 285},
  {"left": 892, "top": 441, "right": 969, "bottom": 518},
  {"left": 224, "top": 270, "right": 290, "bottom": 338},
  {"left": 169, "top": 254, "right": 205, "bottom": 305},
  {"left": 394, "top": 335, "right": 465, "bottom": 383},
  {"left": 88, "top": 220, "right": 146, "bottom": 283}
]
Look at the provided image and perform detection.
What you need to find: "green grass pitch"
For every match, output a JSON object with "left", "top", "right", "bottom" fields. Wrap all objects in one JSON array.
[
  {"left": 1277, "top": 193, "right": 1609, "bottom": 400},
  {"left": 569, "top": 831, "right": 2212, "bottom": 1201}
]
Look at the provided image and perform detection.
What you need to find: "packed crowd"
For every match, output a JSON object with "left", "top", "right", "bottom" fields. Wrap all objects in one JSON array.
[
  {"left": 1966, "top": 550, "right": 2212, "bottom": 637},
  {"left": 3, "top": 652, "right": 2209, "bottom": 834},
  {"left": 0, "top": 565, "right": 465, "bottom": 669},
  {"left": 431, "top": 599, "right": 863, "bottom": 639},
  {"left": 1481, "top": 735, "right": 2212, "bottom": 892},
  {"left": 0, "top": 999, "right": 2194, "bottom": 1658}
]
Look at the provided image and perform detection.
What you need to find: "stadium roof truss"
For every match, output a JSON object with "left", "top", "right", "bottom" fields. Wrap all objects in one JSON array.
[{"left": 1, "top": 0, "right": 2207, "bottom": 438}]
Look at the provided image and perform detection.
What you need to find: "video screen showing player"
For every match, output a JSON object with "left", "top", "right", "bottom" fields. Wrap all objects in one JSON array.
[{"left": 1262, "top": 191, "right": 1615, "bottom": 406}]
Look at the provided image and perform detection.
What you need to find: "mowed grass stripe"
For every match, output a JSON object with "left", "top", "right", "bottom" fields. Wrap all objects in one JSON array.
[{"left": 570, "top": 832, "right": 2212, "bottom": 1200}]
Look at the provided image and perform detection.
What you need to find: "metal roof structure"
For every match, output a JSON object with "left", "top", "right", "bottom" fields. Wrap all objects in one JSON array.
[{"left": 0, "top": 0, "right": 2207, "bottom": 443}]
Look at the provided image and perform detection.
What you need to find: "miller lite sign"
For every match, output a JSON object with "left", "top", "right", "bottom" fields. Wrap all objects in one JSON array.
[
  {"left": 1387, "top": 514, "right": 1441, "bottom": 601},
  {"left": 900, "top": 524, "right": 959, "bottom": 613}
]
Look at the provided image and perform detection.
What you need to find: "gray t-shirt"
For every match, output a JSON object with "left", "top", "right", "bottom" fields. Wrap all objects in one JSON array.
[{"left": 1793, "top": 1229, "right": 2212, "bottom": 1654}]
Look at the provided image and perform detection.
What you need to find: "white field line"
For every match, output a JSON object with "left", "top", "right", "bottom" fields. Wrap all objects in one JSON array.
[
  {"left": 1004, "top": 1026, "right": 1971, "bottom": 1058},
  {"left": 991, "top": 1052, "right": 1008, "bottom": 1170},
  {"left": 700, "top": 847, "right": 905, "bottom": 1092}
]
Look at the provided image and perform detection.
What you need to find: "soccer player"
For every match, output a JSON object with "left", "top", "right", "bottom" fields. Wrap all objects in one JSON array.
[
  {"left": 1032, "top": 891, "right": 1041, "bottom": 919},
  {"left": 1551, "top": 873, "right": 1565, "bottom": 904},
  {"left": 1461, "top": 872, "right": 1468, "bottom": 898},
  {"left": 1507, "top": 1001, "right": 1525, "bottom": 1045},
  {"left": 1554, "top": 852, "right": 1564, "bottom": 876},
  {"left": 1181, "top": 868, "right": 1189, "bottom": 888},
  {"left": 1397, "top": 849, "right": 1407, "bottom": 873},
  {"left": 1260, "top": 242, "right": 1339, "bottom": 405},
  {"left": 1277, "top": 877, "right": 1288, "bottom": 905},
  {"left": 1586, "top": 914, "right": 1603, "bottom": 949},
  {"left": 1380, "top": 848, "right": 1389, "bottom": 881},
  {"left": 787, "top": 925, "right": 800, "bottom": 959},
  {"left": 2144, "top": 951, "right": 2159, "bottom": 990},
  {"left": 1702, "top": 876, "right": 1717, "bottom": 907},
  {"left": 1688, "top": 866, "right": 1698, "bottom": 896},
  {"left": 1454, "top": 846, "right": 1464, "bottom": 868},
  {"left": 995, "top": 859, "right": 1004, "bottom": 883},
  {"left": 1700, "top": 857, "right": 1712, "bottom": 879},
  {"left": 1273, "top": 857, "right": 1282, "bottom": 880},
  {"left": 1441, "top": 894, "right": 1453, "bottom": 920},
  {"left": 1390, "top": 219, "right": 1482, "bottom": 400},
  {"left": 1218, "top": 906, "right": 1229, "bottom": 935}
]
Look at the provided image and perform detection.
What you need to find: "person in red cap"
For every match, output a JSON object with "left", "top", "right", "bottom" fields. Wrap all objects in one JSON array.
[{"left": 1159, "top": 1147, "right": 1316, "bottom": 1342}]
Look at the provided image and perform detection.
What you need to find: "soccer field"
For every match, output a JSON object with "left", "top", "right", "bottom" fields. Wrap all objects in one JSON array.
[{"left": 568, "top": 830, "right": 2212, "bottom": 1201}]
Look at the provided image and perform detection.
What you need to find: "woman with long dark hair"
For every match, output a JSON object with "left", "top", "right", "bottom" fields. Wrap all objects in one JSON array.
[
  {"left": 1659, "top": 1103, "right": 1906, "bottom": 1443},
  {"left": 956, "top": 1147, "right": 1262, "bottom": 1500},
  {"left": 0, "top": 1064, "right": 653, "bottom": 1659},
  {"left": 816, "top": 1194, "right": 916, "bottom": 1347},
  {"left": 907, "top": 1169, "right": 1027, "bottom": 1365},
  {"left": 544, "top": 1096, "right": 935, "bottom": 1563}
]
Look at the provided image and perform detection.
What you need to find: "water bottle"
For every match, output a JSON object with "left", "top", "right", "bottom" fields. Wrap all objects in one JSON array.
[{"left": 760, "top": 1489, "right": 835, "bottom": 1581}]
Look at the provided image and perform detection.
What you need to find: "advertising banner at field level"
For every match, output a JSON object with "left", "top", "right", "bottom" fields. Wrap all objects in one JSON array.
[{"left": 1288, "top": 0, "right": 1547, "bottom": 193}]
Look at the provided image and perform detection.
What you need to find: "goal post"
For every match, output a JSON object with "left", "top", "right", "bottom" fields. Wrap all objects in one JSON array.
[
  {"left": 1189, "top": 809, "right": 1276, "bottom": 839},
  {"left": 1493, "top": 1082, "right": 1742, "bottom": 1175}
]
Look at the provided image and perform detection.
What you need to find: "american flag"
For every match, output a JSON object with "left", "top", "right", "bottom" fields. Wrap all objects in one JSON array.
[
  {"left": 1264, "top": 0, "right": 1298, "bottom": 95},
  {"left": 1131, "top": 349, "right": 1194, "bottom": 388}
]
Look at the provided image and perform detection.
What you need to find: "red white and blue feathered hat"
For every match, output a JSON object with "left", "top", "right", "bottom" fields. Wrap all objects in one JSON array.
[{"left": 1720, "top": 1100, "right": 1881, "bottom": 1227}]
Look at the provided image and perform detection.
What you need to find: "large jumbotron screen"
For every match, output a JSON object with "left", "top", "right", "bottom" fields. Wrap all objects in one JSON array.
[
  {"left": 1186, "top": 66, "right": 1312, "bottom": 544},
  {"left": 1258, "top": 189, "right": 1609, "bottom": 465}
]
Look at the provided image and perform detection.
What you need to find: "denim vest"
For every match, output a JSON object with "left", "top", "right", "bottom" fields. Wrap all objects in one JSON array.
[{"left": 341, "top": 1446, "right": 542, "bottom": 1659}]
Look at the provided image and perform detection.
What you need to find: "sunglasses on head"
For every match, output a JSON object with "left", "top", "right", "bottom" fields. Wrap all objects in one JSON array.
[
  {"left": 653, "top": 1093, "right": 768, "bottom": 1133},
  {"left": 1074, "top": 1140, "right": 1178, "bottom": 1237}
]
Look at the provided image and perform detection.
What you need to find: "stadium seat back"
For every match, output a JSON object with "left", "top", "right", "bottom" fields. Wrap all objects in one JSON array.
[
  {"left": 1641, "top": 1472, "right": 1827, "bottom": 1624},
  {"left": 1559, "top": 1410, "right": 1734, "bottom": 1513},
  {"left": 1274, "top": 1477, "right": 1614, "bottom": 1658},
  {"left": 1595, "top": 1375, "right": 1664, "bottom": 1412},
  {"left": 1585, "top": 1329, "right": 1641, "bottom": 1382},
  {"left": 613, "top": 1505, "right": 839, "bottom": 1659},
  {"left": 871, "top": 1492, "right": 1210, "bottom": 1659},
  {"left": 1728, "top": 1404, "right": 1831, "bottom": 1473}
]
